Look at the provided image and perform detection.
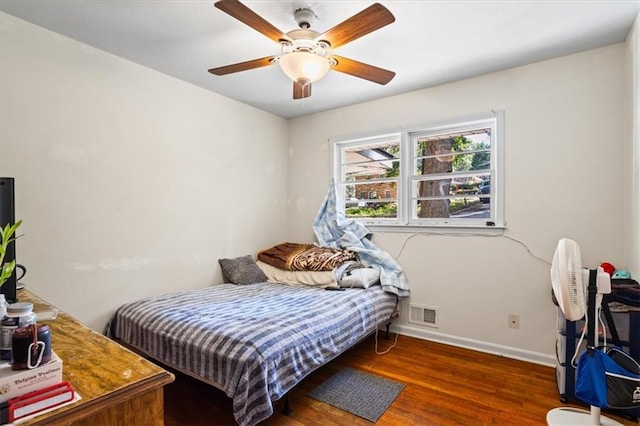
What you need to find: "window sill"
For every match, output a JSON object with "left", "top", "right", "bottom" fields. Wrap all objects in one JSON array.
[{"left": 365, "top": 224, "right": 506, "bottom": 235}]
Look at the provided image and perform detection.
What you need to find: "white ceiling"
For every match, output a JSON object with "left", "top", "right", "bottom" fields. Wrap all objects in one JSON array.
[{"left": 1, "top": 0, "right": 639, "bottom": 119}]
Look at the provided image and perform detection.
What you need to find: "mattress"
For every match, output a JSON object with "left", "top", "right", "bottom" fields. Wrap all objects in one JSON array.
[{"left": 110, "top": 282, "right": 397, "bottom": 425}]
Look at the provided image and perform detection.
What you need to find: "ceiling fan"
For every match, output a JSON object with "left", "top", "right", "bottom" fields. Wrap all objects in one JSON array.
[{"left": 208, "top": 0, "right": 396, "bottom": 99}]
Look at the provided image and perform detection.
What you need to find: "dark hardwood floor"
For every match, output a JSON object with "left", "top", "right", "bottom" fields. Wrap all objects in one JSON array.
[{"left": 163, "top": 334, "right": 638, "bottom": 425}]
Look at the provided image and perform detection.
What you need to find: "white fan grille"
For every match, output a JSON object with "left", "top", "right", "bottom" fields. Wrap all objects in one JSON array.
[
  {"left": 551, "top": 238, "right": 586, "bottom": 321},
  {"left": 567, "top": 253, "right": 583, "bottom": 307}
]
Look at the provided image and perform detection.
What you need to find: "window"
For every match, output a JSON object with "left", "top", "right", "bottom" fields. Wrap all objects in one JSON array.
[
  {"left": 334, "top": 133, "right": 401, "bottom": 222},
  {"left": 332, "top": 111, "right": 504, "bottom": 229}
]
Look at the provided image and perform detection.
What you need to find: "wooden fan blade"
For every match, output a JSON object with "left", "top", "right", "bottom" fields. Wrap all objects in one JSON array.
[
  {"left": 330, "top": 55, "right": 395, "bottom": 85},
  {"left": 293, "top": 82, "right": 312, "bottom": 99},
  {"left": 208, "top": 56, "right": 277, "bottom": 75},
  {"left": 317, "top": 3, "right": 395, "bottom": 49},
  {"left": 215, "top": 0, "right": 287, "bottom": 43}
]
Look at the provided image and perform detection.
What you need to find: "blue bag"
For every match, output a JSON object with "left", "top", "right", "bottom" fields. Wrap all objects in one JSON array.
[{"left": 575, "top": 347, "right": 640, "bottom": 409}]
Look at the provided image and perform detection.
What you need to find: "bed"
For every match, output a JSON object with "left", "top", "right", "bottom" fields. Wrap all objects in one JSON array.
[{"left": 109, "top": 280, "right": 398, "bottom": 426}]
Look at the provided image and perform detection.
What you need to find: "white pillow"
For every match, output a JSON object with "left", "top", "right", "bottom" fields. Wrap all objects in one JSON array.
[
  {"left": 256, "top": 260, "right": 338, "bottom": 288},
  {"left": 336, "top": 263, "right": 381, "bottom": 289}
]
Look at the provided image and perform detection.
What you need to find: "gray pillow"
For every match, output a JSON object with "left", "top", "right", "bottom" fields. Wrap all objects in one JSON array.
[{"left": 219, "top": 255, "right": 268, "bottom": 285}]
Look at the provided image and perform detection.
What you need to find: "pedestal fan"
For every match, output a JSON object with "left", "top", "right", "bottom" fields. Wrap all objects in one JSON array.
[{"left": 546, "top": 238, "right": 622, "bottom": 426}]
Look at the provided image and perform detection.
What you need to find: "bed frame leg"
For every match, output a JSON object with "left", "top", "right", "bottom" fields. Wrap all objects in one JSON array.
[
  {"left": 385, "top": 322, "right": 391, "bottom": 339},
  {"left": 282, "top": 393, "right": 293, "bottom": 416}
]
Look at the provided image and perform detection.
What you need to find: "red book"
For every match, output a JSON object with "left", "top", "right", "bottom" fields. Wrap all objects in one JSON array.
[{"left": 7, "top": 381, "right": 74, "bottom": 421}]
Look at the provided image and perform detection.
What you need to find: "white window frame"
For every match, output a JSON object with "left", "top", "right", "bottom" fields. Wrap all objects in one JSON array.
[
  {"left": 332, "top": 132, "right": 401, "bottom": 227},
  {"left": 331, "top": 111, "right": 505, "bottom": 231}
]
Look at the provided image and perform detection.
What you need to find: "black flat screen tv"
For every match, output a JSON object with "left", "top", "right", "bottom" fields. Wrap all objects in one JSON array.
[{"left": 0, "top": 177, "right": 17, "bottom": 302}]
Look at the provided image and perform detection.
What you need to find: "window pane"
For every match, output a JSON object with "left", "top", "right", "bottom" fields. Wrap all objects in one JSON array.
[
  {"left": 412, "top": 173, "right": 491, "bottom": 219},
  {"left": 412, "top": 127, "right": 492, "bottom": 221},
  {"left": 414, "top": 129, "right": 491, "bottom": 176},
  {"left": 344, "top": 181, "right": 398, "bottom": 219},
  {"left": 340, "top": 138, "right": 400, "bottom": 221},
  {"left": 414, "top": 195, "right": 490, "bottom": 219},
  {"left": 343, "top": 142, "right": 400, "bottom": 182},
  {"left": 413, "top": 173, "right": 491, "bottom": 198}
]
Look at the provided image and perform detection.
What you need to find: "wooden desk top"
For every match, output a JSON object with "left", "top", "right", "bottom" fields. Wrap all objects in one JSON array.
[{"left": 16, "top": 289, "right": 174, "bottom": 425}]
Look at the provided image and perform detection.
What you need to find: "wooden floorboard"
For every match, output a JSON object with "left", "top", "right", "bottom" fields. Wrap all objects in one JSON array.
[{"left": 163, "top": 334, "right": 639, "bottom": 425}]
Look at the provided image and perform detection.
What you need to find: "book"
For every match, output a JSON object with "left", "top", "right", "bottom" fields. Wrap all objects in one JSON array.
[
  {"left": 0, "top": 351, "right": 63, "bottom": 404},
  {"left": 0, "top": 381, "right": 75, "bottom": 423}
]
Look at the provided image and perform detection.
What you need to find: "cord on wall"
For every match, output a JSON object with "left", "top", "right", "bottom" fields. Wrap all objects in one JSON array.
[
  {"left": 502, "top": 234, "right": 551, "bottom": 266},
  {"left": 386, "top": 231, "right": 551, "bottom": 266}
]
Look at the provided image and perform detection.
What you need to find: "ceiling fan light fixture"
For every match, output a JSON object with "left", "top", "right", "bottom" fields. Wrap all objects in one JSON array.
[{"left": 278, "top": 51, "right": 330, "bottom": 85}]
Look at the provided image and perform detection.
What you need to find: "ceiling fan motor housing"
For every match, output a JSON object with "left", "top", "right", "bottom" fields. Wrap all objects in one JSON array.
[
  {"left": 281, "top": 29, "right": 329, "bottom": 56},
  {"left": 293, "top": 8, "right": 316, "bottom": 29}
]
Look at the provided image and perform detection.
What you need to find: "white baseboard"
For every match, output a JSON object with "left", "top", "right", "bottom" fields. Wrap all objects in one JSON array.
[{"left": 391, "top": 324, "right": 556, "bottom": 367}]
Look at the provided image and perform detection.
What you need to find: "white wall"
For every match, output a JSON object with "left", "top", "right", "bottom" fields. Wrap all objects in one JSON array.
[
  {"left": 288, "top": 44, "right": 627, "bottom": 364},
  {"left": 0, "top": 13, "right": 289, "bottom": 332},
  {"left": 626, "top": 13, "right": 640, "bottom": 278}
]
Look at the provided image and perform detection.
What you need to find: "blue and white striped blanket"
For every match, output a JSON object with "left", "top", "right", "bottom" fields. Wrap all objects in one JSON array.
[
  {"left": 111, "top": 282, "right": 397, "bottom": 426},
  {"left": 313, "top": 179, "right": 410, "bottom": 297}
]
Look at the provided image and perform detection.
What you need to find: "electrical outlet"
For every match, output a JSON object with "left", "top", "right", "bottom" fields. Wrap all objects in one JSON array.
[{"left": 508, "top": 314, "right": 520, "bottom": 329}]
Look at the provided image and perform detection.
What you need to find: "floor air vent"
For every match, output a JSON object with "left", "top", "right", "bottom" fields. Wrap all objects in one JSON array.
[{"left": 409, "top": 304, "right": 439, "bottom": 328}]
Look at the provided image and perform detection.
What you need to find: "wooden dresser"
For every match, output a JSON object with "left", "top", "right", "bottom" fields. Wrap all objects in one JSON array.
[{"left": 15, "top": 289, "right": 174, "bottom": 425}]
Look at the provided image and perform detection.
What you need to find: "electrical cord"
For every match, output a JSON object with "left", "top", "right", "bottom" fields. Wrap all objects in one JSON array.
[
  {"left": 386, "top": 231, "right": 551, "bottom": 266},
  {"left": 373, "top": 295, "right": 400, "bottom": 355},
  {"left": 374, "top": 326, "right": 399, "bottom": 355},
  {"left": 502, "top": 234, "right": 552, "bottom": 266}
]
